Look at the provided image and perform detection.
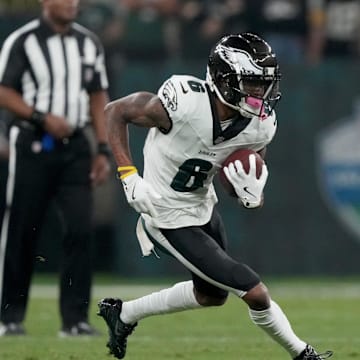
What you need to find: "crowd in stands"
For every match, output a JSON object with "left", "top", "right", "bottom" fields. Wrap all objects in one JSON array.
[
  {"left": 73, "top": 0, "right": 360, "bottom": 65},
  {"left": 1, "top": 0, "right": 360, "bottom": 66},
  {"left": 73, "top": 0, "right": 360, "bottom": 99}
]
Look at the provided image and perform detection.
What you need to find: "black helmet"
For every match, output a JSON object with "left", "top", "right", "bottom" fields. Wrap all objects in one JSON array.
[{"left": 206, "top": 33, "right": 281, "bottom": 117}]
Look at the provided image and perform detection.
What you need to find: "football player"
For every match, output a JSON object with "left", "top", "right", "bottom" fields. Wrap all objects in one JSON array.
[{"left": 98, "top": 33, "right": 333, "bottom": 360}]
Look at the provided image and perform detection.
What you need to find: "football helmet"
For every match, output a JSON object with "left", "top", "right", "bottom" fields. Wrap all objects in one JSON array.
[{"left": 206, "top": 33, "right": 281, "bottom": 118}]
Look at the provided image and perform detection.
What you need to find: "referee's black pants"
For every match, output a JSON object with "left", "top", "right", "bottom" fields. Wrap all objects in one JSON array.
[{"left": 0, "top": 125, "right": 94, "bottom": 328}]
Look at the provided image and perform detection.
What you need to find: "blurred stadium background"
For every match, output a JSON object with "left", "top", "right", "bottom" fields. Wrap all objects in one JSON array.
[{"left": 0, "top": 0, "right": 360, "bottom": 280}]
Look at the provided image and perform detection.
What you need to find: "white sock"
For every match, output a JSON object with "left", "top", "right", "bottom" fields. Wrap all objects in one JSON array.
[
  {"left": 120, "top": 280, "right": 201, "bottom": 324},
  {"left": 249, "top": 300, "right": 306, "bottom": 358}
]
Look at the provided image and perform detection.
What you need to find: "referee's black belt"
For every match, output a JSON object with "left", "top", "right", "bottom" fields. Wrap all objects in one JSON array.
[{"left": 14, "top": 120, "right": 85, "bottom": 140}]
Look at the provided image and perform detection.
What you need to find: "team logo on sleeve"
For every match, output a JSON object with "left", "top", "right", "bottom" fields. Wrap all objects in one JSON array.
[{"left": 162, "top": 80, "right": 178, "bottom": 111}]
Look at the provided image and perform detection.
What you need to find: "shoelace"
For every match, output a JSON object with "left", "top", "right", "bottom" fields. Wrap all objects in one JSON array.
[
  {"left": 309, "top": 350, "right": 333, "bottom": 360},
  {"left": 318, "top": 351, "right": 333, "bottom": 359}
]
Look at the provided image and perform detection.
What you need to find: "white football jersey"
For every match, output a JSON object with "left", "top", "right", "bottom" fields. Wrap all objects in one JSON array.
[{"left": 142, "top": 74, "right": 277, "bottom": 229}]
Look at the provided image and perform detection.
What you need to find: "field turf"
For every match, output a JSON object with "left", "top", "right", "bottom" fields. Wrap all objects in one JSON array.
[{"left": 0, "top": 276, "right": 358, "bottom": 359}]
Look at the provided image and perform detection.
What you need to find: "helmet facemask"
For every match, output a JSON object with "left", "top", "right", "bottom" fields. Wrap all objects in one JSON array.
[{"left": 207, "top": 34, "right": 281, "bottom": 119}]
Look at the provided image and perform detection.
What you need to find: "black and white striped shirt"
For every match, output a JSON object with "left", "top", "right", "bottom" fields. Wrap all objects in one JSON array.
[{"left": 0, "top": 17, "right": 108, "bottom": 129}]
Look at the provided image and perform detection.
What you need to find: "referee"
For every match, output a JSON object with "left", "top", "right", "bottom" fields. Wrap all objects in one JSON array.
[{"left": 0, "top": 0, "right": 110, "bottom": 336}]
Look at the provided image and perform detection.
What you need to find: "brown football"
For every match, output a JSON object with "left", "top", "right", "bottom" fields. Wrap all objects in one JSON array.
[{"left": 219, "top": 149, "right": 264, "bottom": 197}]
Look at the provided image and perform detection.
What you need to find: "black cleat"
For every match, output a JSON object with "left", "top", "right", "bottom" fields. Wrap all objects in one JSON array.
[
  {"left": 97, "top": 298, "right": 137, "bottom": 359},
  {"left": 294, "top": 345, "right": 333, "bottom": 360}
]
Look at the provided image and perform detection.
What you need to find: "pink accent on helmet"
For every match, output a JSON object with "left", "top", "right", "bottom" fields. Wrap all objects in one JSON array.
[
  {"left": 245, "top": 96, "right": 268, "bottom": 120},
  {"left": 245, "top": 96, "right": 263, "bottom": 109}
]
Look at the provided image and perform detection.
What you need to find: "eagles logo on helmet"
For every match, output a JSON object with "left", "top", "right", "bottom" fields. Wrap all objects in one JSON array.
[{"left": 206, "top": 33, "right": 281, "bottom": 118}]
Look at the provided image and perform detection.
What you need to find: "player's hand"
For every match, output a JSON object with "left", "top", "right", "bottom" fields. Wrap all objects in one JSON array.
[
  {"left": 43, "top": 113, "right": 73, "bottom": 139},
  {"left": 223, "top": 155, "right": 268, "bottom": 208},
  {"left": 122, "top": 172, "right": 161, "bottom": 217}
]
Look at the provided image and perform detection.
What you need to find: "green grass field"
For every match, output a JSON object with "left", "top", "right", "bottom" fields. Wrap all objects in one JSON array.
[{"left": 0, "top": 276, "right": 359, "bottom": 359}]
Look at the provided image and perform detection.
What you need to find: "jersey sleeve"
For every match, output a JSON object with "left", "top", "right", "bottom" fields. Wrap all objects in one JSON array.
[
  {"left": 157, "top": 75, "right": 204, "bottom": 134},
  {"left": 0, "top": 34, "right": 27, "bottom": 91},
  {"left": 266, "top": 111, "right": 277, "bottom": 145}
]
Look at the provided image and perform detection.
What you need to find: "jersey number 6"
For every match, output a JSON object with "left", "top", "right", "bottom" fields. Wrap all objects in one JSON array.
[{"left": 171, "top": 158, "right": 212, "bottom": 192}]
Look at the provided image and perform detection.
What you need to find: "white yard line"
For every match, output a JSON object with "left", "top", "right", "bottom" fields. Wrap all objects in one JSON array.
[
  {"left": 30, "top": 284, "right": 167, "bottom": 299},
  {"left": 29, "top": 282, "right": 360, "bottom": 299}
]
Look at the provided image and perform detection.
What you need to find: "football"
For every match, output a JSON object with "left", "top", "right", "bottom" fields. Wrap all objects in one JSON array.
[{"left": 219, "top": 149, "right": 264, "bottom": 197}]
